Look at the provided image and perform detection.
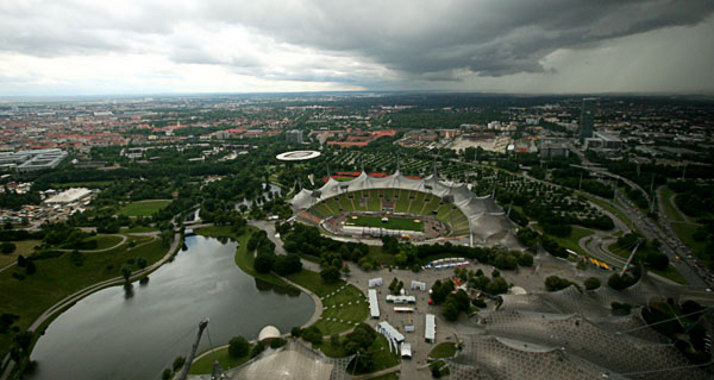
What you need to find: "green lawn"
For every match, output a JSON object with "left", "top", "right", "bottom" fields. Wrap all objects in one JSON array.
[
  {"left": 346, "top": 215, "right": 424, "bottom": 232},
  {"left": 120, "top": 226, "right": 159, "bottom": 233},
  {"left": 544, "top": 226, "right": 594, "bottom": 257},
  {"left": 671, "top": 222, "right": 707, "bottom": 259},
  {"left": 364, "top": 245, "right": 395, "bottom": 266},
  {"left": 85, "top": 234, "right": 123, "bottom": 250},
  {"left": 51, "top": 180, "right": 114, "bottom": 189},
  {"left": 660, "top": 187, "right": 685, "bottom": 222},
  {"left": 348, "top": 335, "right": 400, "bottom": 375},
  {"left": 189, "top": 346, "right": 251, "bottom": 374},
  {"left": 429, "top": 342, "right": 457, "bottom": 358},
  {"left": 119, "top": 199, "right": 172, "bottom": 217},
  {"left": 0, "top": 240, "right": 40, "bottom": 268},
  {"left": 285, "top": 270, "right": 369, "bottom": 335},
  {"left": 0, "top": 237, "right": 166, "bottom": 360}
]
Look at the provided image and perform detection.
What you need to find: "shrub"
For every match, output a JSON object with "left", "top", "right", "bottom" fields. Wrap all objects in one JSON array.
[
  {"left": 270, "top": 338, "right": 287, "bottom": 349},
  {"left": 228, "top": 336, "right": 250, "bottom": 358},
  {"left": 545, "top": 276, "right": 575, "bottom": 292},
  {"left": 584, "top": 277, "right": 601, "bottom": 290},
  {"left": 1, "top": 242, "right": 16, "bottom": 254}
]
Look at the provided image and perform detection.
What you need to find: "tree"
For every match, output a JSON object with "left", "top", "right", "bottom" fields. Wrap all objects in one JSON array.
[
  {"left": 485, "top": 276, "right": 508, "bottom": 295},
  {"left": 120, "top": 264, "right": 132, "bottom": 282},
  {"left": 443, "top": 301, "right": 460, "bottom": 321},
  {"left": 645, "top": 251, "right": 669, "bottom": 271},
  {"left": 517, "top": 253, "right": 533, "bottom": 267},
  {"left": 301, "top": 326, "right": 323, "bottom": 345},
  {"left": 608, "top": 273, "right": 638, "bottom": 291},
  {"left": 172, "top": 356, "right": 186, "bottom": 372},
  {"left": 320, "top": 266, "right": 341, "bottom": 283},
  {"left": 254, "top": 253, "right": 275, "bottom": 274},
  {"left": 273, "top": 254, "right": 302, "bottom": 275},
  {"left": 17, "top": 254, "right": 27, "bottom": 267},
  {"left": 545, "top": 276, "right": 573, "bottom": 292},
  {"left": 228, "top": 336, "right": 250, "bottom": 358},
  {"left": 1, "top": 242, "right": 16, "bottom": 254},
  {"left": 381, "top": 236, "right": 399, "bottom": 254},
  {"left": 584, "top": 277, "right": 601, "bottom": 291}
]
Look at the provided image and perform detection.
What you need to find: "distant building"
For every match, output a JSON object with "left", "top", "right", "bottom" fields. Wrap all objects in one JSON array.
[
  {"left": 0, "top": 149, "right": 68, "bottom": 173},
  {"left": 539, "top": 138, "right": 570, "bottom": 159},
  {"left": 579, "top": 98, "right": 596, "bottom": 142},
  {"left": 44, "top": 187, "right": 92, "bottom": 204},
  {"left": 585, "top": 131, "right": 623, "bottom": 151},
  {"left": 286, "top": 129, "right": 303, "bottom": 144}
]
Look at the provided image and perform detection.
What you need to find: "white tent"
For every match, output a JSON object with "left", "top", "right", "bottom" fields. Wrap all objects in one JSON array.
[
  {"left": 368, "top": 289, "right": 380, "bottom": 319},
  {"left": 411, "top": 280, "right": 427, "bottom": 291},
  {"left": 400, "top": 342, "right": 412, "bottom": 359},
  {"left": 425, "top": 314, "right": 436, "bottom": 343},
  {"left": 368, "top": 277, "right": 383, "bottom": 288}
]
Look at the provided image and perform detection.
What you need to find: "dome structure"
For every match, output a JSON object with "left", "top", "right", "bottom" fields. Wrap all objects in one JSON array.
[{"left": 258, "top": 325, "right": 281, "bottom": 342}]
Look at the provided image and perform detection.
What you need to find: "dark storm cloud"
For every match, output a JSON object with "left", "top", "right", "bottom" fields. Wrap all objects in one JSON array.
[
  {"left": 2, "top": 0, "right": 712, "bottom": 79},
  {"left": 217, "top": 0, "right": 714, "bottom": 78},
  {"left": 0, "top": 0, "right": 712, "bottom": 94}
]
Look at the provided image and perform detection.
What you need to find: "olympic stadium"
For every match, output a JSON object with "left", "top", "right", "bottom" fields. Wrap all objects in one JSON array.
[{"left": 289, "top": 167, "right": 520, "bottom": 248}]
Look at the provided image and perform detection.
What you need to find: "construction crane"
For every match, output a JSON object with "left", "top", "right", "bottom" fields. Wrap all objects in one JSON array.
[{"left": 176, "top": 319, "right": 211, "bottom": 380}]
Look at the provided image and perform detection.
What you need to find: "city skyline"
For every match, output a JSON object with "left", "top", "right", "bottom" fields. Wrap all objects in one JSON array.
[{"left": 1, "top": 0, "right": 714, "bottom": 96}]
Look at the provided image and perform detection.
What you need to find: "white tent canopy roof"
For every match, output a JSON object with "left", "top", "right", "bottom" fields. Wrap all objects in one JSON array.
[{"left": 290, "top": 169, "right": 518, "bottom": 246}]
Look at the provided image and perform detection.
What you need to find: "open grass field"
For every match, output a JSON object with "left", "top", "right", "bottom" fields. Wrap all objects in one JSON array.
[
  {"left": 429, "top": 342, "right": 457, "bottom": 358},
  {"left": 119, "top": 199, "right": 172, "bottom": 217},
  {"left": 85, "top": 234, "right": 124, "bottom": 250},
  {"left": 350, "top": 335, "right": 400, "bottom": 374},
  {"left": 189, "top": 346, "right": 251, "bottom": 375},
  {"left": 670, "top": 222, "right": 710, "bottom": 269},
  {"left": 0, "top": 236, "right": 166, "bottom": 359},
  {"left": 120, "top": 226, "right": 159, "bottom": 233},
  {"left": 285, "top": 270, "right": 369, "bottom": 335},
  {"left": 51, "top": 180, "right": 114, "bottom": 189},
  {"left": 544, "top": 226, "right": 594, "bottom": 257},
  {"left": 345, "top": 215, "right": 424, "bottom": 232},
  {"left": 660, "top": 187, "right": 685, "bottom": 222},
  {"left": 671, "top": 222, "right": 707, "bottom": 257},
  {"left": 0, "top": 240, "right": 40, "bottom": 268}
]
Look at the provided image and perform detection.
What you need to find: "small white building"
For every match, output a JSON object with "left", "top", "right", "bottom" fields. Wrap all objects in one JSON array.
[
  {"left": 368, "top": 277, "right": 383, "bottom": 288},
  {"left": 425, "top": 314, "right": 436, "bottom": 343},
  {"left": 411, "top": 280, "right": 427, "bottom": 291},
  {"left": 400, "top": 342, "right": 412, "bottom": 359},
  {"left": 386, "top": 295, "right": 416, "bottom": 304},
  {"left": 368, "top": 289, "right": 380, "bottom": 319}
]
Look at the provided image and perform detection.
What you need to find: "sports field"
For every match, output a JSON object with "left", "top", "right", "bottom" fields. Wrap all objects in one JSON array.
[
  {"left": 119, "top": 199, "right": 172, "bottom": 216},
  {"left": 345, "top": 215, "right": 424, "bottom": 232}
]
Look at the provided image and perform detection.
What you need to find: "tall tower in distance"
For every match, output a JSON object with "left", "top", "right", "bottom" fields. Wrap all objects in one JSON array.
[{"left": 579, "top": 97, "right": 596, "bottom": 143}]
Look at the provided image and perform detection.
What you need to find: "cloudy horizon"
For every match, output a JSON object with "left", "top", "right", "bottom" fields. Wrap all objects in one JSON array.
[{"left": 1, "top": 0, "right": 713, "bottom": 96}]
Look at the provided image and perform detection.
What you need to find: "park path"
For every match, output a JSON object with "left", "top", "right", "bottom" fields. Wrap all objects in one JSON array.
[{"left": 56, "top": 234, "right": 127, "bottom": 253}]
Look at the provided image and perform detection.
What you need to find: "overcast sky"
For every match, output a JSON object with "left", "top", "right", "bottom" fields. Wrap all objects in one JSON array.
[{"left": 1, "top": 0, "right": 713, "bottom": 96}]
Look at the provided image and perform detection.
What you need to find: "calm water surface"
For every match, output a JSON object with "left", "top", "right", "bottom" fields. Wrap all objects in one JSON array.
[{"left": 28, "top": 235, "right": 313, "bottom": 380}]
